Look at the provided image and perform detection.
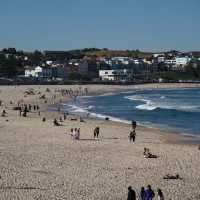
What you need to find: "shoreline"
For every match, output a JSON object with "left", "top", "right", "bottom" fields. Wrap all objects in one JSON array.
[
  {"left": 1, "top": 83, "right": 200, "bottom": 146},
  {"left": 55, "top": 84, "right": 200, "bottom": 146}
]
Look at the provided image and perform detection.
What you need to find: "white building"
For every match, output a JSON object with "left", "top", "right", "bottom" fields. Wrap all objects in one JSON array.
[
  {"left": 131, "top": 59, "right": 140, "bottom": 65},
  {"left": 165, "top": 59, "right": 176, "bottom": 65},
  {"left": 99, "top": 69, "right": 131, "bottom": 81},
  {"left": 25, "top": 66, "right": 52, "bottom": 79},
  {"left": 104, "top": 57, "right": 131, "bottom": 65},
  {"left": 25, "top": 66, "right": 42, "bottom": 77},
  {"left": 157, "top": 56, "right": 165, "bottom": 63},
  {"left": 153, "top": 53, "right": 165, "bottom": 58},
  {"left": 175, "top": 57, "right": 191, "bottom": 66}
]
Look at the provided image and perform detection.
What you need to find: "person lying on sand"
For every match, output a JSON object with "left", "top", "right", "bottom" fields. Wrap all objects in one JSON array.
[
  {"left": 53, "top": 118, "right": 61, "bottom": 126},
  {"left": 1, "top": 110, "right": 7, "bottom": 117},
  {"left": 70, "top": 118, "right": 77, "bottom": 121},
  {"left": 163, "top": 174, "right": 182, "bottom": 180},
  {"left": 143, "top": 148, "right": 157, "bottom": 158}
]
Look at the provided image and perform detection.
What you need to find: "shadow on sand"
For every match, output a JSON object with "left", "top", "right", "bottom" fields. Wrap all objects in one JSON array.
[{"left": 78, "top": 137, "right": 119, "bottom": 141}]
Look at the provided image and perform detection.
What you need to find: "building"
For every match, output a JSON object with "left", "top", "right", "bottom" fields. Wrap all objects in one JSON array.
[
  {"left": 52, "top": 65, "right": 68, "bottom": 80},
  {"left": 165, "top": 59, "right": 176, "bottom": 65},
  {"left": 157, "top": 56, "right": 165, "bottom": 63},
  {"left": 175, "top": 57, "right": 191, "bottom": 66},
  {"left": 67, "top": 59, "right": 88, "bottom": 75},
  {"left": 99, "top": 69, "right": 132, "bottom": 81},
  {"left": 25, "top": 66, "right": 52, "bottom": 79},
  {"left": 153, "top": 53, "right": 165, "bottom": 58},
  {"left": 25, "top": 66, "right": 42, "bottom": 77},
  {"left": 143, "top": 57, "right": 153, "bottom": 65}
]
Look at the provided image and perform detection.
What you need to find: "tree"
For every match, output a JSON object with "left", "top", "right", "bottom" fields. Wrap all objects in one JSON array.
[
  {"left": 29, "top": 50, "right": 43, "bottom": 65},
  {"left": 68, "top": 73, "right": 82, "bottom": 80},
  {"left": 185, "top": 62, "right": 200, "bottom": 79},
  {"left": 0, "top": 55, "right": 22, "bottom": 77}
]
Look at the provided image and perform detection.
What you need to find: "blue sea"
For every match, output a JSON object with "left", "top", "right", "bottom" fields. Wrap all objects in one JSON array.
[{"left": 61, "top": 88, "right": 200, "bottom": 137}]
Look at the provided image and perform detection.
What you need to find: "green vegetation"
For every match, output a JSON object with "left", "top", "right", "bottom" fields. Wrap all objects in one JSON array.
[
  {"left": 0, "top": 55, "right": 23, "bottom": 77},
  {"left": 68, "top": 73, "right": 92, "bottom": 81},
  {"left": 149, "top": 71, "right": 199, "bottom": 81},
  {"left": 84, "top": 49, "right": 153, "bottom": 58}
]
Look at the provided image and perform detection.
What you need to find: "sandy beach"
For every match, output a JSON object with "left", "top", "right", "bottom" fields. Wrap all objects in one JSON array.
[{"left": 0, "top": 83, "right": 200, "bottom": 199}]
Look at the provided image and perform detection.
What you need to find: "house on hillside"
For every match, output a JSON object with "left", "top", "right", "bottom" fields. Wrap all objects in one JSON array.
[
  {"left": 165, "top": 59, "right": 176, "bottom": 65},
  {"left": 175, "top": 57, "right": 191, "bottom": 66},
  {"left": 99, "top": 69, "right": 132, "bottom": 81},
  {"left": 67, "top": 59, "right": 88, "bottom": 75},
  {"left": 25, "top": 66, "right": 52, "bottom": 79}
]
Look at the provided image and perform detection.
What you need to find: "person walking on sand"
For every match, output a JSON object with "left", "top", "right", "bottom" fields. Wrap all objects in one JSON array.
[
  {"left": 96, "top": 127, "right": 100, "bottom": 138},
  {"left": 140, "top": 187, "right": 146, "bottom": 200},
  {"left": 76, "top": 128, "right": 80, "bottom": 140},
  {"left": 70, "top": 128, "right": 74, "bottom": 139},
  {"left": 19, "top": 107, "right": 22, "bottom": 116},
  {"left": 127, "top": 186, "right": 136, "bottom": 200},
  {"left": 145, "top": 185, "right": 155, "bottom": 200},
  {"left": 94, "top": 127, "right": 100, "bottom": 139},
  {"left": 157, "top": 188, "right": 164, "bottom": 200},
  {"left": 129, "top": 130, "right": 136, "bottom": 143}
]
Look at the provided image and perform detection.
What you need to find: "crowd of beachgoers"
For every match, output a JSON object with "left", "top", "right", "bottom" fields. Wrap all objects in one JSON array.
[{"left": 0, "top": 83, "right": 199, "bottom": 199}]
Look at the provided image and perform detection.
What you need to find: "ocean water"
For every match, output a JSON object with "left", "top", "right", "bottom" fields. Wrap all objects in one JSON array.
[{"left": 62, "top": 88, "right": 200, "bottom": 137}]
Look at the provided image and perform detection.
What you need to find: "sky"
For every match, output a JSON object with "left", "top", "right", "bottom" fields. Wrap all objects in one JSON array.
[{"left": 0, "top": 0, "right": 199, "bottom": 52}]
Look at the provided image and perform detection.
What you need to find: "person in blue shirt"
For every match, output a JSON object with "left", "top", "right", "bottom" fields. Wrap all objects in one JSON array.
[{"left": 145, "top": 185, "right": 155, "bottom": 200}]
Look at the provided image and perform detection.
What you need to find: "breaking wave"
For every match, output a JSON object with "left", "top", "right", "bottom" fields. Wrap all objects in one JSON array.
[
  {"left": 66, "top": 104, "right": 131, "bottom": 124},
  {"left": 125, "top": 95, "right": 200, "bottom": 112}
]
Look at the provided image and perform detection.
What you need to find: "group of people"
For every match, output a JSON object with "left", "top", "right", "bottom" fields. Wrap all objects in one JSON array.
[
  {"left": 54, "top": 87, "right": 89, "bottom": 102},
  {"left": 19, "top": 104, "right": 40, "bottom": 117},
  {"left": 53, "top": 112, "right": 69, "bottom": 126},
  {"left": 70, "top": 128, "right": 80, "bottom": 140},
  {"left": 127, "top": 185, "right": 164, "bottom": 200},
  {"left": 69, "top": 127, "right": 100, "bottom": 140}
]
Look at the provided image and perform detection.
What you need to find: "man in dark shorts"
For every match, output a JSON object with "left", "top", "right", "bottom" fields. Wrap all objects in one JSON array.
[
  {"left": 94, "top": 127, "right": 100, "bottom": 138},
  {"left": 129, "top": 130, "right": 136, "bottom": 142}
]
